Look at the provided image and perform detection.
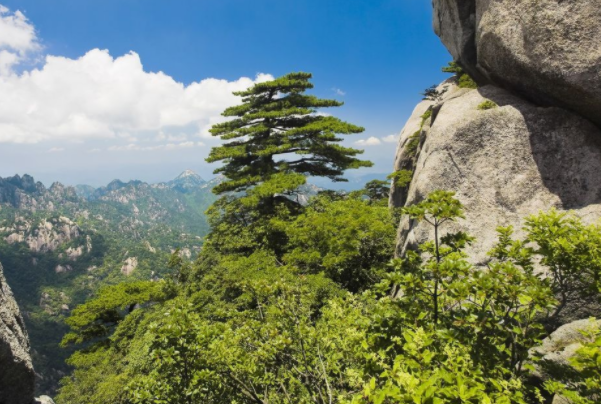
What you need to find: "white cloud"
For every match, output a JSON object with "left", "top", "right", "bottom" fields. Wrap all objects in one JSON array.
[
  {"left": 0, "top": 5, "right": 274, "bottom": 145},
  {"left": 47, "top": 147, "right": 64, "bottom": 153},
  {"left": 382, "top": 134, "right": 397, "bottom": 143},
  {"left": 0, "top": 49, "right": 272, "bottom": 144},
  {"left": 354, "top": 136, "right": 382, "bottom": 146},
  {"left": 0, "top": 5, "right": 40, "bottom": 75},
  {"left": 332, "top": 88, "right": 346, "bottom": 96}
]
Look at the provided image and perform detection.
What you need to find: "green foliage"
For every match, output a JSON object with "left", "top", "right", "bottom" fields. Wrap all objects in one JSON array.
[
  {"left": 352, "top": 329, "right": 528, "bottom": 404},
  {"left": 127, "top": 268, "right": 355, "bottom": 404},
  {"left": 421, "top": 84, "right": 447, "bottom": 102},
  {"left": 207, "top": 72, "right": 372, "bottom": 198},
  {"left": 441, "top": 61, "right": 463, "bottom": 75},
  {"left": 443, "top": 61, "right": 478, "bottom": 89},
  {"left": 387, "top": 170, "right": 413, "bottom": 190},
  {"left": 279, "top": 194, "right": 396, "bottom": 292},
  {"left": 205, "top": 72, "right": 373, "bottom": 256},
  {"left": 58, "top": 185, "right": 601, "bottom": 404},
  {"left": 478, "top": 100, "right": 498, "bottom": 110},
  {"left": 361, "top": 179, "right": 390, "bottom": 203},
  {"left": 61, "top": 280, "right": 170, "bottom": 346},
  {"left": 545, "top": 323, "right": 601, "bottom": 404},
  {"left": 204, "top": 192, "right": 297, "bottom": 256},
  {"left": 405, "top": 132, "right": 421, "bottom": 156},
  {"left": 402, "top": 190, "right": 464, "bottom": 225},
  {"left": 458, "top": 74, "right": 479, "bottom": 89},
  {"left": 359, "top": 195, "right": 555, "bottom": 404},
  {"left": 524, "top": 210, "right": 601, "bottom": 320}
]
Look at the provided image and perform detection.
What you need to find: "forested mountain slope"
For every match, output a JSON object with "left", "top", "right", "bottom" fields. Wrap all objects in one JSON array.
[{"left": 0, "top": 171, "right": 219, "bottom": 394}]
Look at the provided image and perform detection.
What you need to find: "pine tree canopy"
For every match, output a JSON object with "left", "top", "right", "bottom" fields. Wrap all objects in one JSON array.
[{"left": 207, "top": 72, "right": 373, "bottom": 196}]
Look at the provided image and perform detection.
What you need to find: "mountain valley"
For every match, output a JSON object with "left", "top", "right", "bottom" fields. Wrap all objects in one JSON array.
[{"left": 0, "top": 171, "right": 219, "bottom": 394}]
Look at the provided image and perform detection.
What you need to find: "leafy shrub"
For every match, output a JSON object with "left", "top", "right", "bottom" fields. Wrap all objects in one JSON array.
[
  {"left": 477, "top": 100, "right": 498, "bottom": 110},
  {"left": 545, "top": 324, "right": 601, "bottom": 404},
  {"left": 387, "top": 169, "right": 413, "bottom": 189},
  {"left": 457, "top": 73, "right": 478, "bottom": 89},
  {"left": 443, "top": 61, "right": 478, "bottom": 89},
  {"left": 279, "top": 194, "right": 396, "bottom": 291}
]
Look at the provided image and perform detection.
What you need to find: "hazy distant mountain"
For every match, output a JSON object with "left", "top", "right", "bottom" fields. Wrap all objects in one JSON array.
[
  {"left": 166, "top": 169, "right": 206, "bottom": 193},
  {"left": 0, "top": 170, "right": 218, "bottom": 395},
  {"left": 73, "top": 184, "right": 95, "bottom": 199},
  {"left": 0, "top": 174, "right": 79, "bottom": 210}
]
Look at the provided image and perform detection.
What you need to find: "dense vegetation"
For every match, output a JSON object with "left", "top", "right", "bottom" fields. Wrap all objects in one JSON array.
[
  {"left": 57, "top": 73, "right": 601, "bottom": 404},
  {"left": 0, "top": 174, "right": 220, "bottom": 394}
]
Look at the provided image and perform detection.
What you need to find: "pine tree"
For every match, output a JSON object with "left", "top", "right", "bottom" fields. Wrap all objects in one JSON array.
[{"left": 207, "top": 72, "right": 372, "bottom": 205}]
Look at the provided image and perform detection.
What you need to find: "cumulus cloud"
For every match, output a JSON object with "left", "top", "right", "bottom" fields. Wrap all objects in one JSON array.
[
  {"left": 0, "top": 5, "right": 273, "bottom": 146},
  {"left": 382, "top": 134, "right": 397, "bottom": 143},
  {"left": 0, "top": 48, "right": 272, "bottom": 144},
  {"left": 354, "top": 136, "right": 382, "bottom": 146},
  {"left": 0, "top": 5, "right": 40, "bottom": 75}
]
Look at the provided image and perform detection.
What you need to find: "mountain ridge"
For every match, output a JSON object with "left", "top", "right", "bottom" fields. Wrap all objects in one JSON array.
[{"left": 0, "top": 169, "right": 220, "bottom": 395}]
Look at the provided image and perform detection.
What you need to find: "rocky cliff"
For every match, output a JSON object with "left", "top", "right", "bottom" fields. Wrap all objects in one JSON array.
[
  {"left": 433, "top": 0, "right": 601, "bottom": 127},
  {"left": 0, "top": 262, "right": 35, "bottom": 404},
  {"left": 392, "top": 2, "right": 601, "bottom": 269}
]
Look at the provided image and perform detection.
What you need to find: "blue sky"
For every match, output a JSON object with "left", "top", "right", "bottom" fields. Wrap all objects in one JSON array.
[{"left": 0, "top": 0, "right": 451, "bottom": 187}]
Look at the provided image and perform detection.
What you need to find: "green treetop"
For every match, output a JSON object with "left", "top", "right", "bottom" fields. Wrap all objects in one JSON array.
[{"left": 206, "top": 72, "right": 372, "bottom": 201}]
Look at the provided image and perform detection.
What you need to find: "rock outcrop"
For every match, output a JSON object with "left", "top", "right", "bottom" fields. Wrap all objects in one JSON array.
[
  {"left": 391, "top": 82, "right": 601, "bottom": 265},
  {"left": 0, "top": 262, "right": 35, "bottom": 404},
  {"left": 121, "top": 257, "right": 138, "bottom": 276},
  {"left": 531, "top": 319, "right": 601, "bottom": 380},
  {"left": 2, "top": 216, "right": 82, "bottom": 254},
  {"left": 433, "top": 0, "right": 601, "bottom": 127},
  {"left": 530, "top": 319, "right": 601, "bottom": 404},
  {"left": 393, "top": 0, "right": 601, "bottom": 267}
]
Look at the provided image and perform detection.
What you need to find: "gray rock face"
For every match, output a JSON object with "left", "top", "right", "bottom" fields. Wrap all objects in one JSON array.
[
  {"left": 432, "top": 0, "right": 483, "bottom": 82},
  {"left": 392, "top": 84, "right": 601, "bottom": 265},
  {"left": 433, "top": 0, "right": 601, "bottom": 126},
  {"left": 0, "top": 262, "right": 35, "bottom": 404}
]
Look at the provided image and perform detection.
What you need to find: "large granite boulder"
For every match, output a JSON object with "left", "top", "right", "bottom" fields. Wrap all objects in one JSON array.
[
  {"left": 0, "top": 262, "right": 35, "bottom": 404},
  {"left": 433, "top": 0, "right": 601, "bottom": 127},
  {"left": 392, "top": 83, "right": 601, "bottom": 267}
]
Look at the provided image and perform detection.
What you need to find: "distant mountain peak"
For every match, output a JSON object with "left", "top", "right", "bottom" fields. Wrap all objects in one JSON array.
[
  {"left": 175, "top": 170, "right": 203, "bottom": 181},
  {"left": 168, "top": 170, "right": 205, "bottom": 193}
]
